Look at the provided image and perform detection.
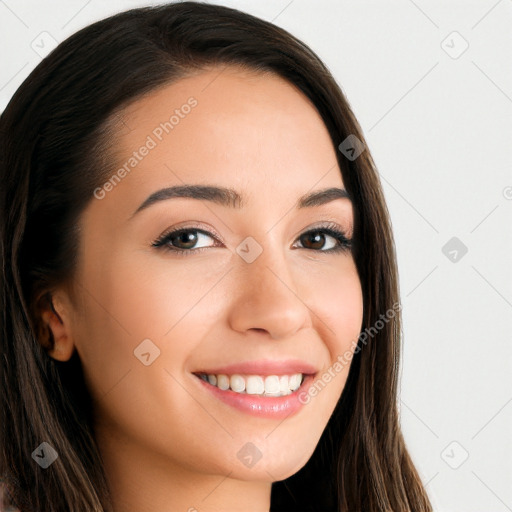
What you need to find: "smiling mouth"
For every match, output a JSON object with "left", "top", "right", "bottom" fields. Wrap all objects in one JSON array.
[{"left": 194, "top": 372, "right": 308, "bottom": 397}]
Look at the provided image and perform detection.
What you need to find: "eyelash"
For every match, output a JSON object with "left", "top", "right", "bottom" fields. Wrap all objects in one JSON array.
[{"left": 151, "top": 221, "right": 352, "bottom": 257}]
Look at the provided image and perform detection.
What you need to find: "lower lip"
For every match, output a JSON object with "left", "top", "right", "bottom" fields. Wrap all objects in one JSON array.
[{"left": 193, "top": 374, "right": 315, "bottom": 419}]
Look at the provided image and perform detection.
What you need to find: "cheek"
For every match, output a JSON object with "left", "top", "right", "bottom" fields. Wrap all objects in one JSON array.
[
  {"left": 305, "top": 258, "right": 363, "bottom": 402},
  {"left": 305, "top": 257, "right": 363, "bottom": 354},
  {"left": 72, "top": 253, "right": 230, "bottom": 396},
  {"left": 74, "top": 251, "right": 363, "bottom": 394}
]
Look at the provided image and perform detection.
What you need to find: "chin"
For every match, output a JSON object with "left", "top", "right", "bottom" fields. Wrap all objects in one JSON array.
[{"left": 228, "top": 443, "right": 315, "bottom": 482}]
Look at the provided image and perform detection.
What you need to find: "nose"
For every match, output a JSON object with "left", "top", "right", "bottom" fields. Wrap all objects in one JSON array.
[{"left": 226, "top": 244, "right": 311, "bottom": 340}]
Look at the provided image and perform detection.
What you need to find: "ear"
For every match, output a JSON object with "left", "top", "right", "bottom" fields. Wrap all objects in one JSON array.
[{"left": 37, "top": 291, "right": 76, "bottom": 362}]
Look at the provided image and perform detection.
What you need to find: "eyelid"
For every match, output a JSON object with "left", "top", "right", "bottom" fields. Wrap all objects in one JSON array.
[
  {"left": 153, "top": 221, "right": 225, "bottom": 246},
  {"left": 293, "top": 220, "right": 352, "bottom": 242}
]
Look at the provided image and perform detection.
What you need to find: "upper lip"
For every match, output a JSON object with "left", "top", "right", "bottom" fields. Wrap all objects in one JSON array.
[{"left": 193, "top": 359, "right": 318, "bottom": 376}]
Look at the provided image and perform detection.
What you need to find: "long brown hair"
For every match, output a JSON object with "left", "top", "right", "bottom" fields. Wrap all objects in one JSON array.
[{"left": 0, "top": 2, "right": 433, "bottom": 510}]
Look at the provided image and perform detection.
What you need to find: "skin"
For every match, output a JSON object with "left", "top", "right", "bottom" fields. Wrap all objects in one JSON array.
[{"left": 41, "top": 65, "right": 363, "bottom": 512}]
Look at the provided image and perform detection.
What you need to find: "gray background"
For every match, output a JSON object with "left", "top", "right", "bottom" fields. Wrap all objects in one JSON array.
[{"left": 1, "top": 1, "right": 511, "bottom": 510}]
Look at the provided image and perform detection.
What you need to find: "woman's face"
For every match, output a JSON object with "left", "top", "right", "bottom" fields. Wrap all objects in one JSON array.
[{"left": 51, "top": 66, "right": 363, "bottom": 487}]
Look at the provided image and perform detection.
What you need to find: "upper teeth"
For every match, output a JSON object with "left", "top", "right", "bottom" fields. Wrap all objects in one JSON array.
[{"left": 199, "top": 373, "right": 304, "bottom": 396}]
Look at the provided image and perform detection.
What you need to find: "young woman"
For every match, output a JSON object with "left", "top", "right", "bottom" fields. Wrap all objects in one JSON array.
[{"left": 0, "top": 2, "right": 433, "bottom": 511}]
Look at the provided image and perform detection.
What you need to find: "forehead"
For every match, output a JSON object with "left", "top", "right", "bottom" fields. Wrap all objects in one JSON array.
[{"left": 97, "top": 65, "right": 346, "bottom": 219}]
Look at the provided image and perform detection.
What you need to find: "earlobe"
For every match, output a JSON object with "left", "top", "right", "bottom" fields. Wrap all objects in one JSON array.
[{"left": 38, "top": 293, "right": 76, "bottom": 362}]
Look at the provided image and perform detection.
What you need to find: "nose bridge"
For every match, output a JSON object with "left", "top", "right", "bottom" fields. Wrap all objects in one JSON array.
[
  {"left": 227, "top": 234, "right": 310, "bottom": 338},
  {"left": 237, "top": 232, "right": 292, "bottom": 293}
]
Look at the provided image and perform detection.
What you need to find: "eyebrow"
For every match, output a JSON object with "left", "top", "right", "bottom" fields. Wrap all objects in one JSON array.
[{"left": 130, "top": 184, "right": 351, "bottom": 219}]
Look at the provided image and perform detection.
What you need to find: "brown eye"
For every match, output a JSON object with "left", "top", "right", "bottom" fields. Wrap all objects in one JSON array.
[
  {"left": 295, "top": 227, "right": 351, "bottom": 253},
  {"left": 152, "top": 223, "right": 351, "bottom": 256},
  {"left": 152, "top": 228, "right": 218, "bottom": 254},
  {"left": 171, "top": 230, "right": 199, "bottom": 249},
  {"left": 300, "top": 231, "right": 327, "bottom": 250}
]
